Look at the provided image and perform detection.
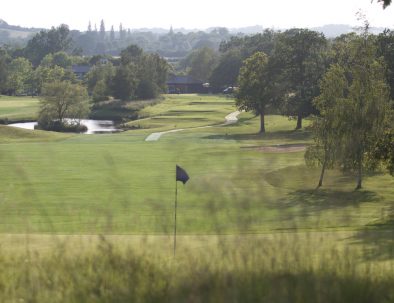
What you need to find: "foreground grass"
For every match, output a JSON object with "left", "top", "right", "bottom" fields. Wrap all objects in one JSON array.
[{"left": 0, "top": 233, "right": 393, "bottom": 303}]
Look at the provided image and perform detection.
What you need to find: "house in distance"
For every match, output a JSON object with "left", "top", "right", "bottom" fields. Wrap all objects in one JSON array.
[{"left": 167, "top": 75, "right": 206, "bottom": 94}]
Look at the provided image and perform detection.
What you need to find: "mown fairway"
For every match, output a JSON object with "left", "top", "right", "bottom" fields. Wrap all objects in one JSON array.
[
  {"left": 0, "top": 94, "right": 392, "bottom": 235},
  {"left": 0, "top": 95, "right": 39, "bottom": 121},
  {"left": 0, "top": 94, "right": 393, "bottom": 302}
]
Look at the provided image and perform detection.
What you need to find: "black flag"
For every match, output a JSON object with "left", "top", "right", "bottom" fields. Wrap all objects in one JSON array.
[{"left": 176, "top": 165, "right": 189, "bottom": 184}]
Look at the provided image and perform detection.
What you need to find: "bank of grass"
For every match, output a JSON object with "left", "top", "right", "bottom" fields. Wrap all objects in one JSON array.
[
  {"left": 89, "top": 98, "right": 162, "bottom": 122},
  {"left": 126, "top": 94, "right": 236, "bottom": 132},
  {"left": 0, "top": 125, "right": 72, "bottom": 143},
  {"left": 0, "top": 95, "right": 40, "bottom": 122}
]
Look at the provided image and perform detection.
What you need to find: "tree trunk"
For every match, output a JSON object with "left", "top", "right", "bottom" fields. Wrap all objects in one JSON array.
[
  {"left": 355, "top": 160, "right": 362, "bottom": 190},
  {"left": 259, "top": 112, "right": 265, "bottom": 133},
  {"left": 317, "top": 159, "right": 327, "bottom": 188},
  {"left": 296, "top": 114, "right": 302, "bottom": 130}
]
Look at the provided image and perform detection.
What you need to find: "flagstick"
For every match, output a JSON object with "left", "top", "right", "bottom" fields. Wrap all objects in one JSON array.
[{"left": 174, "top": 179, "right": 178, "bottom": 257}]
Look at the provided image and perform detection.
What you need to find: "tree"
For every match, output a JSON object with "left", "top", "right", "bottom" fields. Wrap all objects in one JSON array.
[
  {"left": 183, "top": 47, "right": 218, "bottom": 82},
  {"left": 0, "top": 48, "right": 10, "bottom": 93},
  {"left": 113, "top": 45, "right": 169, "bottom": 100},
  {"left": 236, "top": 52, "right": 280, "bottom": 133},
  {"left": 307, "top": 27, "right": 392, "bottom": 189},
  {"left": 5, "top": 57, "right": 33, "bottom": 95},
  {"left": 38, "top": 81, "right": 89, "bottom": 130},
  {"left": 135, "top": 53, "right": 169, "bottom": 99},
  {"left": 120, "top": 45, "right": 143, "bottom": 65},
  {"left": 275, "top": 29, "right": 327, "bottom": 129},
  {"left": 376, "top": 30, "right": 394, "bottom": 100},
  {"left": 33, "top": 65, "right": 76, "bottom": 95},
  {"left": 40, "top": 51, "right": 72, "bottom": 68},
  {"left": 209, "top": 49, "right": 243, "bottom": 91},
  {"left": 111, "top": 65, "right": 138, "bottom": 101},
  {"left": 23, "top": 24, "right": 72, "bottom": 66},
  {"left": 99, "top": 20, "right": 106, "bottom": 41},
  {"left": 86, "top": 62, "right": 115, "bottom": 102},
  {"left": 305, "top": 64, "right": 348, "bottom": 187},
  {"left": 372, "top": 130, "right": 394, "bottom": 175},
  {"left": 342, "top": 36, "right": 391, "bottom": 189},
  {"left": 119, "top": 23, "right": 126, "bottom": 40},
  {"left": 110, "top": 26, "right": 115, "bottom": 42}
]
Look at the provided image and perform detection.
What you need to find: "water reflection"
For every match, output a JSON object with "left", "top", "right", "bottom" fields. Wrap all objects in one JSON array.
[{"left": 8, "top": 119, "right": 120, "bottom": 134}]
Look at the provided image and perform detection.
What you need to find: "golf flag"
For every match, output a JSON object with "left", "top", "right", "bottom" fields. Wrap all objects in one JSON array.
[{"left": 176, "top": 165, "right": 189, "bottom": 184}]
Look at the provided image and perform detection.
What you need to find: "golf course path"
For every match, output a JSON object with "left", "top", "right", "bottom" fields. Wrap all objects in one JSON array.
[{"left": 145, "top": 110, "right": 241, "bottom": 141}]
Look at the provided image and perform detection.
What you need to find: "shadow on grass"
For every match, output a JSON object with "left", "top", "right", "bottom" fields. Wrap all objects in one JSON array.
[
  {"left": 284, "top": 189, "right": 381, "bottom": 211},
  {"left": 351, "top": 207, "right": 394, "bottom": 261},
  {"left": 203, "top": 130, "right": 312, "bottom": 142}
]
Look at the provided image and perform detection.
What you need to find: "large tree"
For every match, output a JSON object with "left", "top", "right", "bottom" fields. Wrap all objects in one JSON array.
[
  {"left": 23, "top": 24, "right": 73, "bottom": 66},
  {"left": 38, "top": 81, "right": 90, "bottom": 130},
  {"left": 33, "top": 65, "right": 76, "bottom": 95},
  {"left": 342, "top": 34, "right": 391, "bottom": 189},
  {"left": 305, "top": 64, "right": 348, "bottom": 187},
  {"left": 236, "top": 52, "right": 280, "bottom": 133},
  {"left": 275, "top": 29, "right": 327, "bottom": 129},
  {"left": 376, "top": 30, "right": 394, "bottom": 100},
  {"left": 212, "top": 30, "right": 279, "bottom": 91},
  {"left": 86, "top": 62, "right": 115, "bottom": 102},
  {"left": 182, "top": 47, "right": 218, "bottom": 82},
  {"left": 209, "top": 49, "right": 243, "bottom": 91},
  {"left": 5, "top": 57, "right": 33, "bottom": 95},
  {"left": 112, "top": 45, "right": 169, "bottom": 101},
  {"left": 0, "top": 48, "right": 10, "bottom": 93},
  {"left": 111, "top": 65, "right": 138, "bottom": 101}
]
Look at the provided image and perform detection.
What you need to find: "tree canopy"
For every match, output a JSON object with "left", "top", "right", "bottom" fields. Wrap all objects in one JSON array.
[
  {"left": 38, "top": 81, "right": 90, "bottom": 131},
  {"left": 236, "top": 52, "right": 280, "bottom": 133},
  {"left": 275, "top": 28, "right": 327, "bottom": 129}
]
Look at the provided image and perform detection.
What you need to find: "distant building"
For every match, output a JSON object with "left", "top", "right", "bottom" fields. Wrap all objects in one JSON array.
[
  {"left": 72, "top": 65, "right": 91, "bottom": 80},
  {"left": 167, "top": 75, "right": 206, "bottom": 94}
]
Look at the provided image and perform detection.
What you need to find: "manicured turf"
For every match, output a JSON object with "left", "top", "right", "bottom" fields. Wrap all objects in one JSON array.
[
  {"left": 0, "top": 94, "right": 392, "bottom": 235},
  {"left": 0, "top": 94, "right": 392, "bottom": 302},
  {"left": 0, "top": 95, "right": 40, "bottom": 121},
  {"left": 126, "top": 94, "right": 236, "bottom": 132}
]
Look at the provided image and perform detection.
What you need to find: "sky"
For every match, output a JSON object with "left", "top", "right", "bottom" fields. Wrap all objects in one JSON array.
[{"left": 2, "top": 0, "right": 394, "bottom": 31}]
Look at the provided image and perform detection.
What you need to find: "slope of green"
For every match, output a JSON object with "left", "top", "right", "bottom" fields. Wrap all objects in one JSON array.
[
  {"left": 0, "top": 95, "right": 40, "bottom": 121},
  {"left": 0, "top": 125, "right": 72, "bottom": 143},
  {"left": 126, "top": 94, "right": 236, "bottom": 132},
  {"left": 0, "top": 94, "right": 392, "bottom": 301},
  {"left": 0, "top": 94, "right": 392, "bottom": 234}
]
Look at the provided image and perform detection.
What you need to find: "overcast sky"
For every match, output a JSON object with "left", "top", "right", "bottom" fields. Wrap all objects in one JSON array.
[{"left": 2, "top": 0, "right": 393, "bottom": 30}]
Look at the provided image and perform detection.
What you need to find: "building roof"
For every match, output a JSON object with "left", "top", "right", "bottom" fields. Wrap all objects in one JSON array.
[
  {"left": 72, "top": 65, "right": 91, "bottom": 74},
  {"left": 167, "top": 75, "right": 203, "bottom": 85}
]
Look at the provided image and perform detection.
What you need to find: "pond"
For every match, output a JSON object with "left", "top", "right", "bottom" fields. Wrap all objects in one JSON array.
[{"left": 8, "top": 119, "right": 121, "bottom": 134}]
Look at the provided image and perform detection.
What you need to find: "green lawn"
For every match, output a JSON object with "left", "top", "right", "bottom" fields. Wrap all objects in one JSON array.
[
  {"left": 0, "top": 94, "right": 392, "bottom": 301},
  {"left": 126, "top": 94, "right": 236, "bottom": 132},
  {"left": 0, "top": 94, "right": 392, "bottom": 235},
  {"left": 0, "top": 95, "right": 40, "bottom": 121}
]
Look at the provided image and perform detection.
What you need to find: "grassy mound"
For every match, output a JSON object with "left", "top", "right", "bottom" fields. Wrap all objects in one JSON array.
[{"left": 0, "top": 125, "right": 72, "bottom": 143}]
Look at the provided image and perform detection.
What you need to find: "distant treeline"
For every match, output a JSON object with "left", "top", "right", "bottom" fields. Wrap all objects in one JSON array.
[
  {"left": 0, "top": 25, "right": 169, "bottom": 102},
  {"left": 0, "top": 20, "right": 233, "bottom": 58}
]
